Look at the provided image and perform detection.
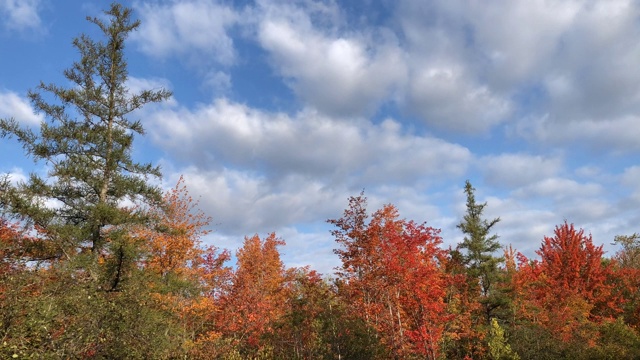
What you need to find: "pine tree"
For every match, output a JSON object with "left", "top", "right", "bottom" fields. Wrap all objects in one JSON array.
[
  {"left": 0, "top": 3, "right": 170, "bottom": 282},
  {"left": 0, "top": 4, "right": 179, "bottom": 358},
  {"left": 456, "top": 180, "right": 504, "bottom": 323}
]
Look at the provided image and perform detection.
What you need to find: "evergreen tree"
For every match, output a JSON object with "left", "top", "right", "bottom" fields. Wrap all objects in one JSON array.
[
  {"left": 0, "top": 4, "right": 180, "bottom": 358},
  {"left": 456, "top": 180, "right": 505, "bottom": 323},
  {"left": 0, "top": 2, "right": 170, "bottom": 283}
]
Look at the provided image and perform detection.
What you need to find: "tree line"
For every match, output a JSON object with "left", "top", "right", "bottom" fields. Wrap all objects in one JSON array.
[{"left": 1, "top": 3, "right": 639, "bottom": 359}]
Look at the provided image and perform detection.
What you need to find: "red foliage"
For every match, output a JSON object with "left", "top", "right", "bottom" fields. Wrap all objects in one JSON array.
[
  {"left": 515, "top": 222, "right": 620, "bottom": 342},
  {"left": 330, "top": 195, "right": 451, "bottom": 359},
  {"left": 217, "top": 233, "right": 288, "bottom": 350}
]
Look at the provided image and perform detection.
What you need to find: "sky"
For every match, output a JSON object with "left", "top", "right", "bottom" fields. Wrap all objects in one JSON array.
[{"left": 1, "top": 0, "right": 640, "bottom": 274}]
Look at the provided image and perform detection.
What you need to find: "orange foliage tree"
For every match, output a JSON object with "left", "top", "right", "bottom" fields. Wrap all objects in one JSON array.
[
  {"left": 612, "top": 234, "right": 640, "bottom": 329},
  {"left": 514, "top": 222, "right": 620, "bottom": 344},
  {"left": 216, "top": 233, "right": 289, "bottom": 356},
  {"left": 137, "top": 176, "right": 211, "bottom": 279},
  {"left": 330, "top": 194, "right": 451, "bottom": 359},
  {"left": 131, "top": 176, "right": 232, "bottom": 356}
]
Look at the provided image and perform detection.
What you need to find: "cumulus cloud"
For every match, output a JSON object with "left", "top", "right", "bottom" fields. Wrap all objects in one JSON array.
[
  {"left": 0, "top": 90, "right": 43, "bottom": 125},
  {"left": 254, "top": 0, "right": 512, "bottom": 130},
  {"left": 256, "top": 2, "right": 406, "bottom": 117},
  {"left": 512, "top": 115, "right": 640, "bottom": 152},
  {"left": 460, "top": 0, "right": 582, "bottom": 87},
  {"left": 162, "top": 166, "right": 349, "bottom": 237},
  {"left": 145, "top": 99, "right": 471, "bottom": 187},
  {"left": 126, "top": 76, "right": 172, "bottom": 95},
  {"left": 515, "top": 177, "right": 601, "bottom": 200},
  {"left": 132, "top": 0, "right": 239, "bottom": 66},
  {"left": 480, "top": 153, "right": 563, "bottom": 188},
  {"left": 542, "top": 1, "right": 640, "bottom": 122},
  {"left": 395, "top": 0, "right": 640, "bottom": 142},
  {"left": 4, "top": 167, "right": 27, "bottom": 185},
  {"left": 490, "top": 208, "right": 557, "bottom": 255},
  {"left": 0, "top": 0, "right": 43, "bottom": 32},
  {"left": 126, "top": 0, "right": 640, "bottom": 142},
  {"left": 622, "top": 166, "right": 640, "bottom": 188},
  {"left": 143, "top": 95, "right": 472, "bottom": 246},
  {"left": 126, "top": 74, "right": 173, "bottom": 97},
  {"left": 406, "top": 64, "right": 511, "bottom": 132}
]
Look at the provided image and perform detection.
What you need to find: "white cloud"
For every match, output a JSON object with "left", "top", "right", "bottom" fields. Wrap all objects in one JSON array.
[
  {"left": 462, "top": 0, "right": 582, "bottom": 87},
  {"left": 4, "top": 167, "right": 27, "bottom": 185},
  {"left": 257, "top": 8, "right": 406, "bottom": 117},
  {"left": 542, "top": 1, "right": 640, "bottom": 121},
  {"left": 203, "top": 71, "right": 232, "bottom": 93},
  {"left": 145, "top": 99, "right": 471, "bottom": 188},
  {"left": 622, "top": 166, "right": 640, "bottom": 188},
  {"left": 254, "top": 0, "right": 512, "bottom": 130},
  {"left": 0, "top": 90, "right": 43, "bottom": 126},
  {"left": 126, "top": 76, "right": 176, "bottom": 106},
  {"left": 0, "top": 0, "right": 42, "bottom": 32},
  {"left": 133, "top": 0, "right": 239, "bottom": 66},
  {"left": 480, "top": 153, "right": 563, "bottom": 188},
  {"left": 395, "top": 0, "right": 640, "bottom": 140},
  {"left": 512, "top": 115, "right": 640, "bottom": 151},
  {"left": 515, "top": 177, "right": 601, "bottom": 200},
  {"left": 406, "top": 64, "right": 511, "bottom": 132},
  {"left": 126, "top": 76, "right": 172, "bottom": 95},
  {"left": 163, "top": 166, "right": 348, "bottom": 237}
]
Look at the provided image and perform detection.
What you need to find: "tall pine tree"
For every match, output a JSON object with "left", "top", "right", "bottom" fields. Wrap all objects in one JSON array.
[
  {"left": 0, "top": 3, "right": 170, "bottom": 283},
  {"left": 456, "top": 180, "right": 504, "bottom": 323},
  {"left": 0, "top": 4, "right": 181, "bottom": 358}
]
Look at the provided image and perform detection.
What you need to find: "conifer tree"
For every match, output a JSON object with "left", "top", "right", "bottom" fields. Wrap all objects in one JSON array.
[
  {"left": 0, "top": 3, "right": 170, "bottom": 281},
  {"left": 0, "top": 4, "right": 178, "bottom": 358},
  {"left": 456, "top": 180, "right": 505, "bottom": 322}
]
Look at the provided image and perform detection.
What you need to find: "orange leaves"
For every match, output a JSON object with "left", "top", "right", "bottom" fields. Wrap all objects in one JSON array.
[
  {"left": 536, "top": 222, "right": 617, "bottom": 316},
  {"left": 330, "top": 195, "right": 450, "bottom": 359},
  {"left": 0, "top": 219, "right": 22, "bottom": 270},
  {"left": 216, "top": 233, "right": 288, "bottom": 352},
  {"left": 137, "top": 176, "right": 211, "bottom": 279},
  {"left": 514, "top": 222, "right": 620, "bottom": 343}
]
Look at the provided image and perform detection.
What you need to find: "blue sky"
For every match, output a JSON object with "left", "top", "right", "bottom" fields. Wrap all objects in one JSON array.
[{"left": 2, "top": 0, "right": 640, "bottom": 274}]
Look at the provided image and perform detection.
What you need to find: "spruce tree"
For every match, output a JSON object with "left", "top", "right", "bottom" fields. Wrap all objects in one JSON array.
[{"left": 456, "top": 180, "right": 505, "bottom": 322}]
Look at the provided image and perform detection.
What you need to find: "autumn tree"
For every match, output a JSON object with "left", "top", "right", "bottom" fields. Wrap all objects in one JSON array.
[
  {"left": 137, "top": 176, "right": 211, "bottom": 282},
  {"left": 0, "top": 219, "right": 33, "bottom": 352},
  {"left": 214, "top": 233, "right": 289, "bottom": 357},
  {"left": 614, "top": 233, "right": 640, "bottom": 269},
  {"left": 330, "top": 194, "right": 451, "bottom": 359},
  {"left": 612, "top": 233, "right": 640, "bottom": 329},
  {"left": 267, "top": 268, "right": 386, "bottom": 360},
  {"left": 535, "top": 223, "right": 618, "bottom": 323},
  {"left": 130, "top": 176, "right": 235, "bottom": 357},
  {"left": 510, "top": 223, "right": 624, "bottom": 358}
]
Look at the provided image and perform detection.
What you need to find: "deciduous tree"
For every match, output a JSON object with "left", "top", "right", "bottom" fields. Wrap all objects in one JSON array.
[
  {"left": 515, "top": 223, "right": 620, "bottom": 346},
  {"left": 330, "top": 194, "right": 451, "bottom": 359},
  {"left": 216, "top": 233, "right": 288, "bottom": 357}
]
